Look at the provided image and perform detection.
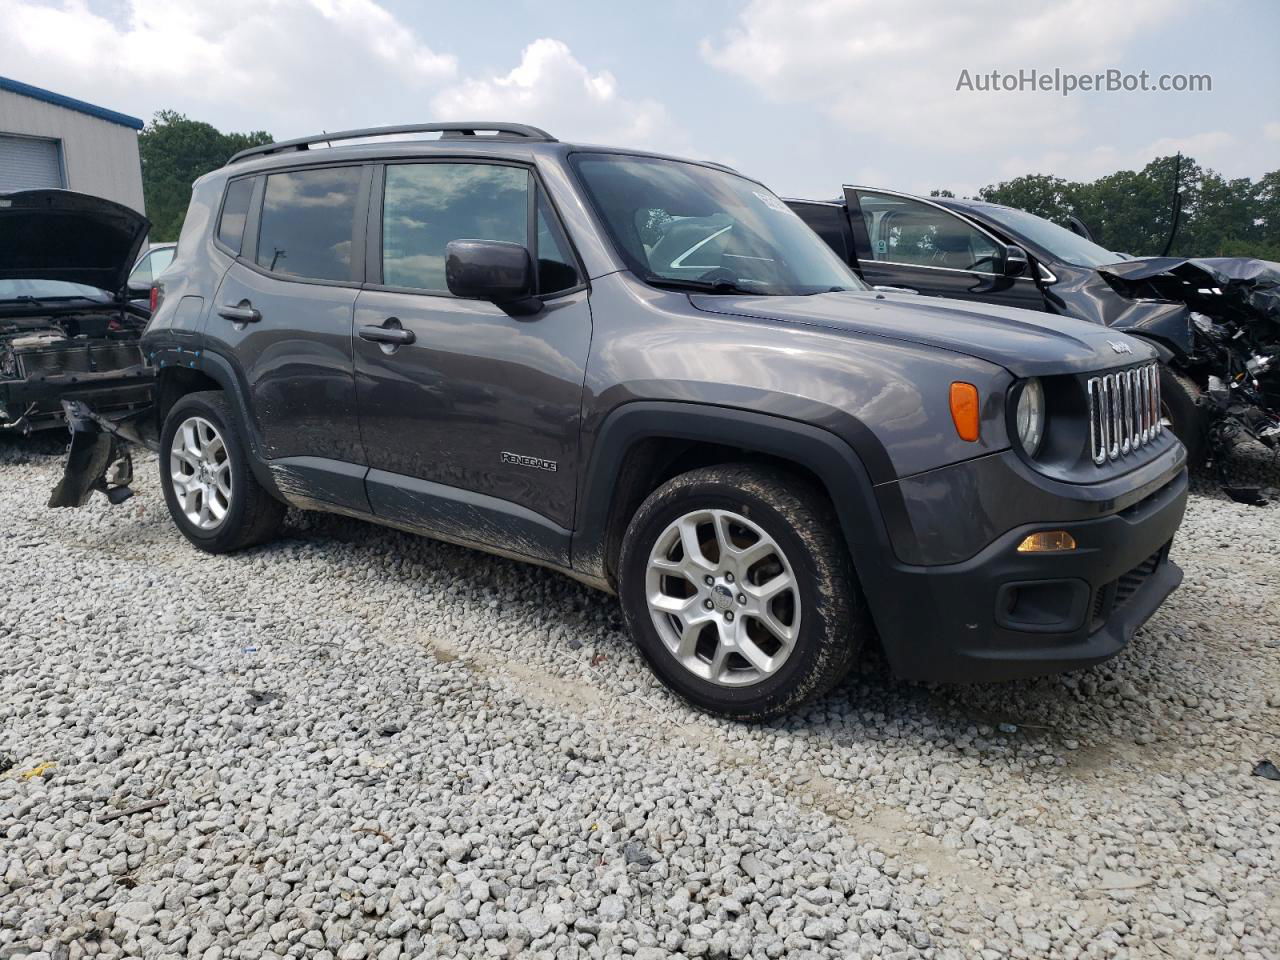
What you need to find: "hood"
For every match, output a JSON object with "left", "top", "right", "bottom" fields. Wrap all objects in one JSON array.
[
  {"left": 1097, "top": 256, "right": 1280, "bottom": 328},
  {"left": 690, "top": 290, "right": 1155, "bottom": 377},
  {"left": 0, "top": 190, "right": 150, "bottom": 295}
]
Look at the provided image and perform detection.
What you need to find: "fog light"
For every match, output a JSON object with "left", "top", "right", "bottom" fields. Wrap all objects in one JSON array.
[{"left": 1017, "top": 531, "right": 1077, "bottom": 553}]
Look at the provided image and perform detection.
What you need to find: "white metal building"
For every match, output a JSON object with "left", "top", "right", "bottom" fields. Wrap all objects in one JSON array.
[{"left": 0, "top": 75, "right": 145, "bottom": 212}]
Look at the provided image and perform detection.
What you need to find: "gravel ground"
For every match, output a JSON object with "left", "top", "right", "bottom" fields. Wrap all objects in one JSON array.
[{"left": 1, "top": 433, "right": 1277, "bottom": 960}]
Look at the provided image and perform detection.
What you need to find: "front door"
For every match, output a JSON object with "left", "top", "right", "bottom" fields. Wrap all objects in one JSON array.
[
  {"left": 846, "top": 188, "right": 1045, "bottom": 311},
  {"left": 353, "top": 160, "right": 591, "bottom": 563}
]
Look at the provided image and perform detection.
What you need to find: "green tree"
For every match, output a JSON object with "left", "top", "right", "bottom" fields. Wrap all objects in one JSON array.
[
  {"left": 977, "top": 174, "right": 1080, "bottom": 226},
  {"left": 958, "top": 155, "right": 1277, "bottom": 260},
  {"left": 139, "top": 110, "right": 272, "bottom": 241}
]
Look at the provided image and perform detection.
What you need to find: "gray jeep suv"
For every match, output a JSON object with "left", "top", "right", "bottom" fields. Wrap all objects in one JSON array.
[{"left": 53, "top": 123, "right": 1188, "bottom": 720}]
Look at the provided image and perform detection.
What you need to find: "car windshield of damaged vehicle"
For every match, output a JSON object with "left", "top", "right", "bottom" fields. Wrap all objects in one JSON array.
[
  {"left": 786, "top": 186, "right": 1280, "bottom": 468},
  {"left": 975, "top": 204, "right": 1132, "bottom": 268},
  {"left": 0, "top": 190, "right": 155, "bottom": 433}
]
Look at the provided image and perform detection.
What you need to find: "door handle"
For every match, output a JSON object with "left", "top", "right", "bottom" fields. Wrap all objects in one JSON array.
[
  {"left": 359, "top": 321, "right": 415, "bottom": 346},
  {"left": 218, "top": 302, "right": 262, "bottom": 322}
]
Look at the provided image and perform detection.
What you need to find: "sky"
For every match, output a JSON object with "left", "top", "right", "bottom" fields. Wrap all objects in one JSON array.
[{"left": 2, "top": 0, "right": 1277, "bottom": 199}]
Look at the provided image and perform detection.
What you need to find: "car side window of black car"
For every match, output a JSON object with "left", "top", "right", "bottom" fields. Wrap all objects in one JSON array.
[
  {"left": 216, "top": 178, "right": 256, "bottom": 255},
  {"left": 856, "top": 191, "right": 1000, "bottom": 274},
  {"left": 382, "top": 162, "right": 530, "bottom": 294},
  {"left": 790, "top": 202, "right": 850, "bottom": 263},
  {"left": 255, "top": 167, "right": 363, "bottom": 282}
]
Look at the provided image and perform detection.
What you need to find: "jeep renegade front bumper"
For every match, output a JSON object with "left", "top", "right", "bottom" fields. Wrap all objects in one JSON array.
[{"left": 868, "top": 459, "right": 1188, "bottom": 683}]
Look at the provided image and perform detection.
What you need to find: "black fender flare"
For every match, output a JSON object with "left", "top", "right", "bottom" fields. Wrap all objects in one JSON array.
[
  {"left": 570, "top": 401, "right": 899, "bottom": 602},
  {"left": 153, "top": 346, "right": 282, "bottom": 498}
]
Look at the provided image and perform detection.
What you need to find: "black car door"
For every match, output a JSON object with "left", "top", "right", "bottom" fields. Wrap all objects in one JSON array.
[
  {"left": 844, "top": 187, "right": 1045, "bottom": 311},
  {"left": 352, "top": 160, "right": 591, "bottom": 565}
]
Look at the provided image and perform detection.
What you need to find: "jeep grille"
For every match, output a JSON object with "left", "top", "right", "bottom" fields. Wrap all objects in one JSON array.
[{"left": 1087, "top": 363, "right": 1161, "bottom": 465}]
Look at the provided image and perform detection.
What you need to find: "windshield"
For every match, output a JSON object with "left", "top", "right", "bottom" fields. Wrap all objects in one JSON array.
[
  {"left": 571, "top": 153, "right": 864, "bottom": 295},
  {"left": 978, "top": 205, "right": 1126, "bottom": 268},
  {"left": 0, "top": 279, "right": 110, "bottom": 303}
]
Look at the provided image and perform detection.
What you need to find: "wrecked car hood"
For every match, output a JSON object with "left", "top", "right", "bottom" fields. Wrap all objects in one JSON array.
[
  {"left": 1098, "top": 257, "right": 1280, "bottom": 327},
  {"left": 691, "top": 290, "right": 1155, "bottom": 377},
  {"left": 0, "top": 190, "right": 150, "bottom": 295}
]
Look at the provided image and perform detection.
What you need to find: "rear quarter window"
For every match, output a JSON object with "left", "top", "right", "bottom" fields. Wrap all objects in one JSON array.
[{"left": 216, "top": 178, "right": 255, "bottom": 254}]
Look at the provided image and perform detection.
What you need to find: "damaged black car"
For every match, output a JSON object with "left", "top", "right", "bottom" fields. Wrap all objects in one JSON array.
[
  {"left": 787, "top": 186, "right": 1280, "bottom": 467},
  {"left": 0, "top": 189, "right": 155, "bottom": 434}
]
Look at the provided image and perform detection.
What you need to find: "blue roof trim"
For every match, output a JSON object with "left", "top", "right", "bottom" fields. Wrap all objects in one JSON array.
[{"left": 0, "top": 75, "right": 144, "bottom": 131}]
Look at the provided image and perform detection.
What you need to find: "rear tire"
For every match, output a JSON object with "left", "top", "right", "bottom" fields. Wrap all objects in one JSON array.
[
  {"left": 1160, "top": 366, "right": 1209, "bottom": 469},
  {"left": 159, "top": 391, "right": 284, "bottom": 553},
  {"left": 617, "top": 463, "right": 866, "bottom": 721}
]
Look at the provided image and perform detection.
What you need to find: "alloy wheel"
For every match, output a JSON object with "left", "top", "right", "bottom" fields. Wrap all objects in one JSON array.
[
  {"left": 169, "top": 416, "right": 232, "bottom": 531},
  {"left": 644, "top": 508, "right": 801, "bottom": 687}
]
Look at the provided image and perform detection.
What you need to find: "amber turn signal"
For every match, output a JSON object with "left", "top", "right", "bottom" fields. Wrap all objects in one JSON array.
[
  {"left": 949, "top": 382, "right": 980, "bottom": 442},
  {"left": 1016, "top": 530, "right": 1077, "bottom": 553}
]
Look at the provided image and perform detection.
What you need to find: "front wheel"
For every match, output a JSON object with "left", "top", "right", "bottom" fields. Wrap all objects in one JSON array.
[
  {"left": 159, "top": 391, "right": 284, "bottom": 553},
  {"left": 1159, "top": 366, "right": 1209, "bottom": 469},
  {"left": 617, "top": 464, "right": 866, "bottom": 721}
]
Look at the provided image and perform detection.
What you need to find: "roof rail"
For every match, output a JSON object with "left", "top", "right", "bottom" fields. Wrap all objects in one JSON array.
[{"left": 227, "top": 122, "right": 557, "bottom": 165}]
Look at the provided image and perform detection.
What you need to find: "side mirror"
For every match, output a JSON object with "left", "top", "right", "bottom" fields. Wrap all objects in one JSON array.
[
  {"left": 445, "top": 239, "right": 541, "bottom": 315},
  {"left": 1003, "top": 244, "right": 1029, "bottom": 278}
]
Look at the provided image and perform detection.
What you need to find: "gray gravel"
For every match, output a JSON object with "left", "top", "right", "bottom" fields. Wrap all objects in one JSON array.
[{"left": 1, "top": 433, "right": 1277, "bottom": 960}]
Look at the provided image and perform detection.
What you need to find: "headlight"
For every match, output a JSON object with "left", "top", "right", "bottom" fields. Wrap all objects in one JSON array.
[{"left": 1015, "top": 378, "right": 1045, "bottom": 456}]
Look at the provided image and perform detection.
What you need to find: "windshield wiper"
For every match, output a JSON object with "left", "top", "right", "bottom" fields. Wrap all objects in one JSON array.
[{"left": 642, "top": 275, "right": 764, "bottom": 296}]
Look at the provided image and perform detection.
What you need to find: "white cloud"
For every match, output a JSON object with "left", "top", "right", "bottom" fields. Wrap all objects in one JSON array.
[
  {"left": 0, "top": 0, "right": 457, "bottom": 133},
  {"left": 700, "top": 0, "right": 1180, "bottom": 154},
  {"left": 430, "top": 39, "right": 684, "bottom": 153},
  {"left": 0, "top": 3, "right": 688, "bottom": 157}
]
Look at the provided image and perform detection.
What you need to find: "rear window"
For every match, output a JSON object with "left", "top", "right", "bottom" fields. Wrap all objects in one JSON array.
[
  {"left": 256, "top": 167, "right": 362, "bottom": 282},
  {"left": 217, "top": 178, "right": 255, "bottom": 253}
]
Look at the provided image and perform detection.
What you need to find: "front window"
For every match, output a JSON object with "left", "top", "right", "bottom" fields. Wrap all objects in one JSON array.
[
  {"left": 571, "top": 154, "right": 862, "bottom": 296},
  {"left": 382, "top": 162, "right": 529, "bottom": 292},
  {"left": 977, "top": 205, "right": 1125, "bottom": 268},
  {"left": 855, "top": 191, "right": 1002, "bottom": 273}
]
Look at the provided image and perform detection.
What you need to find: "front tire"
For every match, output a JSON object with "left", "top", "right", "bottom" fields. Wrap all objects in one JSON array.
[
  {"left": 618, "top": 464, "right": 866, "bottom": 721},
  {"left": 1160, "top": 366, "right": 1209, "bottom": 469},
  {"left": 159, "top": 391, "right": 284, "bottom": 553}
]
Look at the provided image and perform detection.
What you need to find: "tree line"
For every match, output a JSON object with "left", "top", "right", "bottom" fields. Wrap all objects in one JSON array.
[
  {"left": 139, "top": 111, "right": 272, "bottom": 242},
  {"left": 139, "top": 111, "right": 1277, "bottom": 261},
  {"left": 937, "top": 155, "right": 1278, "bottom": 261}
]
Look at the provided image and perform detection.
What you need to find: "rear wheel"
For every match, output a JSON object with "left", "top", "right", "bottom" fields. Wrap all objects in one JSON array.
[
  {"left": 1159, "top": 366, "right": 1209, "bottom": 468},
  {"left": 159, "top": 391, "right": 284, "bottom": 553},
  {"left": 618, "top": 464, "right": 866, "bottom": 721}
]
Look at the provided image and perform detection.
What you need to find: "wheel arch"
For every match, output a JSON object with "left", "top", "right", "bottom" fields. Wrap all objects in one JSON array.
[
  {"left": 572, "top": 402, "right": 898, "bottom": 601},
  {"left": 152, "top": 347, "right": 280, "bottom": 497}
]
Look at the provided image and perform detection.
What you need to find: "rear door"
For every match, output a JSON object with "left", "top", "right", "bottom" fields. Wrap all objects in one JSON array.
[
  {"left": 207, "top": 165, "right": 370, "bottom": 482},
  {"left": 352, "top": 159, "right": 591, "bottom": 563},
  {"left": 845, "top": 187, "right": 1045, "bottom": 310}
]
